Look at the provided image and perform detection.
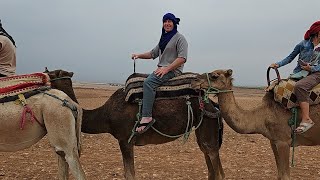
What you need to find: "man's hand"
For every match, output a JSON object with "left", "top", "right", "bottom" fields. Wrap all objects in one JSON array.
[
  {"left": 154, "top": 67, "right": 170, "bottom": 78},
  {"left": 301, "top": 64, "right": 312, "bottom": 72},
  {"left": 269, "top": 63, "right": 279, "bottom": 68},
  {"left": 131, "top": 54, "right": 139, "bottom": 60}
]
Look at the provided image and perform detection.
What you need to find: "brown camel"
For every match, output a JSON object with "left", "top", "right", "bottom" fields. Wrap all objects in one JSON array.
[
  {"left": 0, "top": 74, "right": 86, "bottom": 180},
  {"left": 47, "top": 69, "right": 224, "bottom": 180},
  {"left": 191, "top": 69, "right": 320, "bottom": 180}
]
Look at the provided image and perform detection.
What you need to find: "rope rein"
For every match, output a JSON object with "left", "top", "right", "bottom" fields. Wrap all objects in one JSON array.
[
  {"left": 128, "top": 96, "right": 204, "bottom": 143},
  {"left": 149, "top": 96, "right": 196, "bottom": 143},
  {"left": 201, "top": 73, "right": 234, "bottom": 103},
  {"left": 288, "top": 107, "right": 298, "bottom": 167}
]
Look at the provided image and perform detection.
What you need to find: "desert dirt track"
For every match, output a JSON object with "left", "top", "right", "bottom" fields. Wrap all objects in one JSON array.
[{"left": 0, "top": 84, "right": 319, "bottom": 180}]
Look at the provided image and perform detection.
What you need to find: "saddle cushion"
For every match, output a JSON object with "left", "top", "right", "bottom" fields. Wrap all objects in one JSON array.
[
  {"left": 0, "top": 73, "right": 50, "bottom": 99},
  {"left": 124, "top": 72, "right": 202, "bottom": 102},
  {"left": 273, "top": 79, "right": 320, "bottom": 109}
]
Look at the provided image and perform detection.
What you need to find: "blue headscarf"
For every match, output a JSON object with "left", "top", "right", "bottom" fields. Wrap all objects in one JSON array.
[{"left": 159, "top": 13, "right": 180, "bottom": 53}]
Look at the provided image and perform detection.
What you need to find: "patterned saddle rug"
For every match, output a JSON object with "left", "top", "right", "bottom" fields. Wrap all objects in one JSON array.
[
  {"left": 124, "top": 72, "right": 203, "bottom": 102},
  {"left": 272, "top": 78, "right": 320, "bottom": 109},
  {"left": 0, "top": 73, "right": 50, "bottom": 100}
]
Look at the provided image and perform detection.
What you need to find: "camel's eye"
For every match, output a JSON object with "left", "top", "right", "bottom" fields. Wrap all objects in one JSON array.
[{"left": 209, "top": 73, "right": 219, "bottom": 80}]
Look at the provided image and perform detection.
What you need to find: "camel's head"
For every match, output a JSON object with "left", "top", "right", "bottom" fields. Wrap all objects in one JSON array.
[
  {"left": 44, "top": 67, "right": 78, "bottom": 103},
  {"left": 45, "top": 67, "right": 74, "bottom": 80},
  {"left": 191, "top": 69, "right": 233, "bottom": 90}
]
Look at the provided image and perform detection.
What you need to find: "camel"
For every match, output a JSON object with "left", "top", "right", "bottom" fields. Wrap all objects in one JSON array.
[
  {"left": 47, "top": 69, "right": 225, "bottom": 180},
  {"left": 190, "top": 69, "right": 320, "bottom": 180},
  {"left": 0, "top": 73, "right": 86, "bottom": 180}
]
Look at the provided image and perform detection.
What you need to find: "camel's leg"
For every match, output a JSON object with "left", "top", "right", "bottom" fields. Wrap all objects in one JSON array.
[
  {"left": 44, "top": 114, "right": 86, "bottom": 180},
  {"left": 195, "top": 118, "right": 224, "bottom": 180},
  {"left": 64, "top": 149, "right": 86, "bottom": 180},
  {"left": 270, "top": 140, "right": 290, "bottom": 180},
  {"left": 119, "top": 140, "right": 135, "bottom": 180},
  {"left": 203, "top": 153, "right": 224, "bottom": 180},
  {"left": 57, "top": 151, "right": 69, "bottom": 180},
  {"left": 50, "top": 138, "right": 86, "bottom": 180}
]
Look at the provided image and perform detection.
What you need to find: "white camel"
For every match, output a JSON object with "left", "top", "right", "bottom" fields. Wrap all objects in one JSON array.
[{"left": 0, "top": 87, "right": 86, "bottom": 179}]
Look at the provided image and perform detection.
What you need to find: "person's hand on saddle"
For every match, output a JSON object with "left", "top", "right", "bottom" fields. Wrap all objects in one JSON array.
[
  {"left": 301, "top": 63, "right": 312, "bottom": 72},
  {"left": 269, "top": 63, "right": 279, "bottom": 69},
  {"left": 298, "top": 59, "right": 308, "bottom": 66},
  {"left": 154, "top": 66, "right": 170, "bottom": 78}
]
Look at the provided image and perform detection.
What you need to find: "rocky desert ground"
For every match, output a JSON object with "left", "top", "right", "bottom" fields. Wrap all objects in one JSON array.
[{"left": 0, "top": 84, "right": 319, "bottom": 180}]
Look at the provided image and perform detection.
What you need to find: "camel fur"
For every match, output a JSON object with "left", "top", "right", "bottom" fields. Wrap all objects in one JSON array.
[
  {"left": 0, "top": 74, "right": 86, "bottom": 180},
  {"left": 191, "top": 69, "right": 320, "bottom": 180},
  {"left": 47, "top": 69, "right": 225, "bottom": 180}
]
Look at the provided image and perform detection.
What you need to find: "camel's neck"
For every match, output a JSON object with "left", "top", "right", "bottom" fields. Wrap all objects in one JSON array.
[
  {"left": 55, "top": 81, "right": 112, "bottom": 134},
  {"left": 52, "top": 79, "right": 79, "bottom": 103},
  {"left": 217, "top": 91, "right": 265, "bottom": 134},
  {"left": 62, "top": 85, "right": 110, "bottom": 133},
  {"left": 64, "top": 87, "right": 78, "bottom": 103},
  {"left": 82, "top": 104, "right": 111, "bottom": 134}
]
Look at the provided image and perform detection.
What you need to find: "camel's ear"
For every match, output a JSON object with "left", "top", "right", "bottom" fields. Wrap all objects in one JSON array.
[
  {"left": 225, "top": 69, "right": 233, "bottom": 77},
  {"left": 58, "top": 70, "right": 73, "bottom": 78},
  {"left": 58, "top": 70, "right": 64, "bottom": 78},
  {"left": 68, "top": 72, "right": 74, "bottom": 78},
  {"left": 44, "top": 67, "right": 49, "bottom": 73}
]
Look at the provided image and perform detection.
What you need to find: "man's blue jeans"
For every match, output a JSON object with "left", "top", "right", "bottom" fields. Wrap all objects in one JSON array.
[{"left": 142, "top": 71, "right": 176, "bottom": 117}]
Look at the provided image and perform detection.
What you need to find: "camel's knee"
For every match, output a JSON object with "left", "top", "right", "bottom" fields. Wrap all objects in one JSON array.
[
  {"left": 56, "top": 150, "right": 66, "bottom": 157},
  {"left": 198, "top": 141, "right": 220, "bottom": 152}
]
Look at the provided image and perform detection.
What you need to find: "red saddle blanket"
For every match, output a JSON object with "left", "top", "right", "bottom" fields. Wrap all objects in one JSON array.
[{"left": 0, "top": 73, "right": 50, "bottom": 99}]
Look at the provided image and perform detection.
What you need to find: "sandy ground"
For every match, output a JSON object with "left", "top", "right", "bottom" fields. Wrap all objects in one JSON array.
[{"left": 0, "top": 84, "right": 319, "bottom": 180}]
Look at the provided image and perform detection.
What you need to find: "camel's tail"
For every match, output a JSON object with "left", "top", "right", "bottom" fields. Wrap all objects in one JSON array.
[{"left": 75, "top": 104, "right": 83, "bottom": 156}]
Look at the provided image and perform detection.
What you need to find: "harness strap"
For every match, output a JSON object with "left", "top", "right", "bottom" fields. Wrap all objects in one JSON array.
[
  {"left": 128, "top": 99, "right": 143, "bottom": 143},
  {"left": 203, "top": 109, "right": 220, "bottom": 118},
  {"left": 198, "top": 91, "right": 220, "bottom": 118},
  {"left": 200, "top": 96, "right": 223, "bottom": 147},
  {"left": 42, "top": 91, "right": 78, "bottom": 119}
]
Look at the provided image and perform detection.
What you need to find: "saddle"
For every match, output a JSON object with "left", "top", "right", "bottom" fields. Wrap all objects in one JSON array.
[
  {"left": 0, "top": 73, "right": 50, "bottom": 102},
  {"left": 270, "top": 78, "right": 320, "bottom": 109},
  {"left": 124, "top": 72, "right": 203, "bottom": 103}
]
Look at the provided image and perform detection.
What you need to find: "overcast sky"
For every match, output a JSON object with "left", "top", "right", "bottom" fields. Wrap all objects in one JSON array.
[{"left": 1, "top": 0, "right": 319, "bottom": 86}]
